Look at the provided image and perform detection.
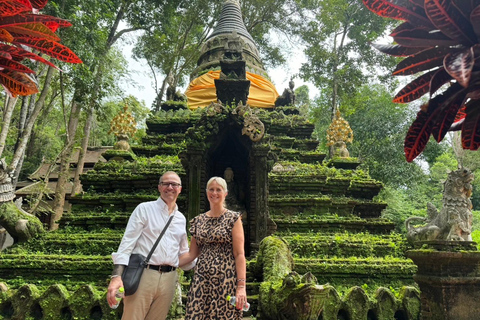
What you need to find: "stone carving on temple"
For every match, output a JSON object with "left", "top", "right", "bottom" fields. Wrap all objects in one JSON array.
[
  {"left": 406, "top": 167, "right": 474, "bottom": 243},
  {"left": 0, "top": 158, "right": 15, "bottom": 203},
  {"left": 233, "top": 102, "right": 265, "bottom": 142}
]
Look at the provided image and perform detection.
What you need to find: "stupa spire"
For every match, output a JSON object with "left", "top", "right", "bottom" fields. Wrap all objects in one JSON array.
[
  {"left": 185, "top": 0, "right": 279, "bottom": 109},
  {"left": 207, "top": 0, "right": 254, "bottom": 43}
]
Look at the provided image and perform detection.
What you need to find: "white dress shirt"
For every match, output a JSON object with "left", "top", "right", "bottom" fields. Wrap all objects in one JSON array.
[{"left": 112, "top": 197, "right": 194, "bottom": 269}]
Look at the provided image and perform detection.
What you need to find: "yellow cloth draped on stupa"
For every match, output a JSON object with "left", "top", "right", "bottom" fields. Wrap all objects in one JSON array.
[{"left": 185, "top": 70, "right": 279, "bottom": 109}]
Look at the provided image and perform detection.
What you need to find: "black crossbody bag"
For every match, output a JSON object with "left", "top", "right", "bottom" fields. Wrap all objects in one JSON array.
[{"left": 122, "top": 213, "right": 175, "bottom": 296}]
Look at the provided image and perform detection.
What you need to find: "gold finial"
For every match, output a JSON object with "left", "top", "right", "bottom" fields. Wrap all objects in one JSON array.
[
  {"left": 109, "top": 103, "right": 137, "bottom": 138},
  {"left": 326, "top": 109, "right": 353, "bottom": 147}
]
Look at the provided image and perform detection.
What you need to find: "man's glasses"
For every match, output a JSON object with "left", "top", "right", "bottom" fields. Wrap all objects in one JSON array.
[{"left": 160, "top": 182, "right": 182, "bottom": 188}]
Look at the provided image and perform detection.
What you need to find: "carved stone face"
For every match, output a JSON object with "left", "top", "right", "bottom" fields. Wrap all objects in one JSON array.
[{"left": 448, "top": 168, "right": 474, "bottom": 198}]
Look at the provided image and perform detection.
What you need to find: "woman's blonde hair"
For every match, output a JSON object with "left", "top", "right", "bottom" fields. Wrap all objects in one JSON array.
[{"left": 206, "top": 176, "right": 228, "bottom": 192}]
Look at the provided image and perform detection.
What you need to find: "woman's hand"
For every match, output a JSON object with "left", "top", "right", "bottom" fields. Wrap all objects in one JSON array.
[{"left": 235, "top": 286, "right": 247, "bottom": 310}]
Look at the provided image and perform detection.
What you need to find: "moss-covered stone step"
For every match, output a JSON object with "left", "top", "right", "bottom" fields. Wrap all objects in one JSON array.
[
  {"left": 269, "top": 195, "right": 387, "bottom": 218},
  {"left": 265, "top": 123, "right": 315, "bottom": 138},
  {"left": 131, "top": 144, "right": 184, "bottom": 157},
  {"left": 269, "top": 161, "right": 367, "bottom": 174},
  {"left": 279, "top": 233, "right": 408, "bottom": 258},
  {"left": 293, "top": 138, "right": 320, "bottom": 151},
  {"left": 269, "top": 136, "right": 319, "bottom": 151},
  {"left": 68, "top": 194, "right": 187, "bottom": 214},
  {"left": 0, "top": 254, "right": 112, "bottom": 285},
  {"left": 269, "top": 135, "right": 295, "bottom": 148},
  {"left": 58, "top": 211, "right": 131, "bottom": 231},
  {"left": 141, "top": 133, "right": 186, "bottom": 146},
  {"left": 272, "top": 148, "right": 326, "bottom": 163},
  {"left": 327, "top": 157, "right": 362, "bottom": 170},
  {"left": 91, "top": 155, "right": 183, "bottom": 172},
  {"left": 80, "top": 172, "right": 166, "bottom": 193},
  {"left": 269, "top": 177, "right": 383, "bottom": 199},
  {"left": 79, "top": 156, "right": 184, "bottom": 192},
  {"left": 3, "top": 231, "right": 123, "bottom": 256},
  {"left": 272, "top": 216, "right": 395, "bottom": 234},
  {"left": 146, "top": 121, "right": 197, "bottom": 134},
  {"left": 293, "top": 257, "right": 417, "bottom": 286}
]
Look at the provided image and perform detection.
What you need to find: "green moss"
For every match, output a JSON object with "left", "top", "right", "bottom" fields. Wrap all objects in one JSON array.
[
  {"left": 102, "top": 150, "right": 136, "bottom": 161},
  {"left": 0, "top": 202, "right": 44, "bottom": 243},
  {"left": 281, "top": 232, "right": 408, "bottom": 259},
  {"left": 255, "top": 236, "right": 293, "bottom": 282},
  {"left": 39, "top": 284, "right": 69, "bottom": 320}
]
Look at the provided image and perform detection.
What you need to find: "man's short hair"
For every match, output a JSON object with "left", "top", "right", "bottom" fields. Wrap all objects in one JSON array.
[{"left": 159, "top": 171, "right": 181, "bottom": 184}]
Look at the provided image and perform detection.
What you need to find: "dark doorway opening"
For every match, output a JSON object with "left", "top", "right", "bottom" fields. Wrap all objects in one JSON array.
[
  {"left": 394, "top": 310, "right": 408, "bottom": 320},
  {"left": 206, "top": 125, "right": 251, "bottom": 252}
]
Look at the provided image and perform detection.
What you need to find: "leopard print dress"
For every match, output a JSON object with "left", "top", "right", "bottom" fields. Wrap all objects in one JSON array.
[{"left": 184, "top": 210, "right": 242, "bottom": 320}]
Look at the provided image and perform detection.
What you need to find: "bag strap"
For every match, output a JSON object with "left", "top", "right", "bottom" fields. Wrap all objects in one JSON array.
[{"left": 144, "top": 213, "right": 175, "bottom": 264}]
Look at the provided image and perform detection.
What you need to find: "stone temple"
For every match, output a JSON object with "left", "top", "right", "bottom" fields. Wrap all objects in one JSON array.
[{"left": 0, "top": 1, "right": 428, "bottom": 319}]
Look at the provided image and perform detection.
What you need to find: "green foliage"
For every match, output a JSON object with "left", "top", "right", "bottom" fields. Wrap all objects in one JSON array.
[
  {"left": 341, "top": 84, "right": 426, "bottom": 188},
  {"left": 377, "top": 186, "right": 423, "bottom": 234},
  {"left": 472, "top": 230, "right": 480, "bottom": 251},
  {"left": 471, "top": 210, "right": 480, "bottom": 235},
  {"left": 297, "top": 0, "right": 397, "bottom": 116},
  {"left": 294, "top": 85, "right": 311, "bottom": 116}
]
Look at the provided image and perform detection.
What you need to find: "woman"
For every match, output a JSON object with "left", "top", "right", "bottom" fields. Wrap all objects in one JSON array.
[{"left": 180, "top": 177, "right": 247, "bottom": 319}]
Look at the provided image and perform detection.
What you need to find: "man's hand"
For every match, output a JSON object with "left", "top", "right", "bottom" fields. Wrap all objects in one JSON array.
[{"left": 107, "top": 277, "right": 124, "bottom": 307}]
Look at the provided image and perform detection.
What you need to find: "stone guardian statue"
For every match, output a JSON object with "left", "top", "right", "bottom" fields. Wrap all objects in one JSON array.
[{"left": 406, "top": 167, "right": 474, "bottom": 244}]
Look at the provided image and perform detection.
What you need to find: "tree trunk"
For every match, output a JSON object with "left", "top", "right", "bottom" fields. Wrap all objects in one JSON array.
[
  {"left": 0, "top": 97, "right": 18, "bottom": 158},
  {"left": 17, "top": 96, "right": 29, "bottom": 137},
  {"left": 50, "top": 99, "right": 81, "bottom": 230},
  {"left": 9, "top": 66, "right": 55, "bottom": 172},
  {"left": 72, "top": 106, "right": 94, "bottom": 195},
  {"left": 11, "top": 97, "right": 31, "bottom": 187},
  {"left": 71, "top": 3, "right": 130, "bottom": 194}
]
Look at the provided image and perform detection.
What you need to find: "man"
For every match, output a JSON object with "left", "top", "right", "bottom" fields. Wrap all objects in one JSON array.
[{"left": 107, "top": 171, "right": 194, "bottom": 319}]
